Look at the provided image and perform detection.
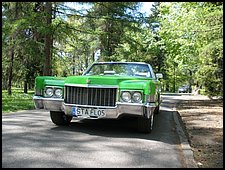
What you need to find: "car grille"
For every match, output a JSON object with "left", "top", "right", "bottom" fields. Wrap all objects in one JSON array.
[{"left": 64, "top": 86, "right": 117, "bottom": 107}]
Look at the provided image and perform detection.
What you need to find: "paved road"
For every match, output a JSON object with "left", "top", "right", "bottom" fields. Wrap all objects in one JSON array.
[{"left": 2, "top": 94, "right": 192, "bottom": 168}]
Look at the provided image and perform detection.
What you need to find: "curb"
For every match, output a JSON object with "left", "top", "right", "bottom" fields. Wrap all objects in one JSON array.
[{"left": 173, "top": 111, "right": 198, "bottom": 168}]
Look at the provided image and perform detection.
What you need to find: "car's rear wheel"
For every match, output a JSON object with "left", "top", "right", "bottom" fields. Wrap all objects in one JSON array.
[
  {"left": 50, "top": 111, "right": 72, "bottom": 125},
  {"left": 137, "top": 113, "right": 154, "bottom": 133}
]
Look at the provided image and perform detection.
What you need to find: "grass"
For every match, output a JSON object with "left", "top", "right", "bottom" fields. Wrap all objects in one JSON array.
[{"left": 2, "top": 87, "right": 35, "bottom": 113}]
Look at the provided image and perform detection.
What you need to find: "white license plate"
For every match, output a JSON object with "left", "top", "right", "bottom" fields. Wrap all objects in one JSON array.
[{"left": 72, "top": 107, "right": 106, "bottom": 118}]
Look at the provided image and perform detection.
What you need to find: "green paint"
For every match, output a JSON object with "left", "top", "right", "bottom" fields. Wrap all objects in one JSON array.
[
  {"left": 35, "top": 76, "right": 66, "bottom": 90},
  {"left": 65, "top": 75, "right": 159, "bottom": 95},
  {"left": 35, "top": 75, "right": 160, "bottom": 97},
  {"left": 44, "top": 79, "right": 65, "bottom": 87}
]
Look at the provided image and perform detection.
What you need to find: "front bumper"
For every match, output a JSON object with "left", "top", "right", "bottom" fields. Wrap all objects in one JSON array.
[
  {"left": 33, "top": 96, "right": 156, "bottom": 119},
  {"left": 33, "top": 96, "right": 64, "bottom": 112}
]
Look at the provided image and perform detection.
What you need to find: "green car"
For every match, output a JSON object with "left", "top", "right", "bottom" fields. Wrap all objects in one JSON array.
[{"left": 33, "top": 62, "right": 163, "bottom": 133}]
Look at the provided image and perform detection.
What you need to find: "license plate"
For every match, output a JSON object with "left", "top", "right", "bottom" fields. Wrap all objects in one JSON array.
[{"left": 72, "top": 107, "right": 106, "bottom": 118}]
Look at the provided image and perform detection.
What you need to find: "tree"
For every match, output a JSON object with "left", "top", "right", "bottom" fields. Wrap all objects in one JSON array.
[
  {"left": 43, "top": 2, "right": 53, "bottom": 76},
  {"left": 87, "top": 2, "right": 141, "bottom": 61},
  {"left": 2, "top": 2, "right": 21, "bottom": 95},
  {"left": 158, "top": 2, "right": 223, "bottom": 96}
]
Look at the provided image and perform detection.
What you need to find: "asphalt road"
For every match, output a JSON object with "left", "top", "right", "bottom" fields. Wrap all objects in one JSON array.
[{"left": 2, "top": 94, "right": 192, "bottom": 168}]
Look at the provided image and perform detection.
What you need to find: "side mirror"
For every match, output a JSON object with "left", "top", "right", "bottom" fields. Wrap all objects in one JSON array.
[{"left": 156, "top": 73, "right": 163, "bottom": 79}]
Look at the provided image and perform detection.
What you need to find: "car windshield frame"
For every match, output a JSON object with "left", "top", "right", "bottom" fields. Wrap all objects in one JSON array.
[{"left": 83, "top": 62, "right": 154, "bottom": 78}]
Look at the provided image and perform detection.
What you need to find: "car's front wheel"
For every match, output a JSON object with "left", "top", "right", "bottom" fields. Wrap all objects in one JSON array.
[
  {"left": 137, "top": 114, "right": 154, "bottom": 133},
  {"left": 154, "top": 105, "right": 160, "bottom": 114},
  {"left": 154, "top": 95, "right": 161, "bottom": 114},
  {"left": 50, "top": 111, "right": 72, "bottom": 126}
]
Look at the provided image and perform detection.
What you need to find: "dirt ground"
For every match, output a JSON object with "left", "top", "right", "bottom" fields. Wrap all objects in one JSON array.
[{"left": 176, "top": 95, "right": 223, "bottom": 168}]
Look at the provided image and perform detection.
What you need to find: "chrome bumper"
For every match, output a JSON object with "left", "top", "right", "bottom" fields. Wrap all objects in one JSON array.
[
  {"left": 33, "top": 96, "right": 64, "bottom": 112},
  {"left": 33, "top": 96, "right": 156, "bottom": 119}
]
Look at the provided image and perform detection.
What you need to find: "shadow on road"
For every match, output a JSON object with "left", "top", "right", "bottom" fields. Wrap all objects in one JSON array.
[
  {"left": 2, "top": 96, "right": 186, "bottom": 168},
  {"left": 50, "top": 108, "right": 180, "bottom": 145}
]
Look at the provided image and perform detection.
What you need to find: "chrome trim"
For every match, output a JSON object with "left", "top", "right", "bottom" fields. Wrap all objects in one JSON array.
[
  {"left": 146, "top": 94, "right": 155, "bottom": 103},
  {"left": 33, "top": 96, "right": 64, "bottom": 111},
  {"left": 64, "top": 102, "right": 146, "bottom": 107},
  {"left": 63, "top": 102, "right": 156, "bottom": 119},
  {"left": 64, "top": 84, "right": 119, "bottom": 88},
  {"left": 42, "top": 98, "right": 64, "bottom": 101},
  {"left": 33, "top": 96, "right": 157, "bottom": 119},
  {"left": 63, "top": 103, "right": 116, "bottom": 109},
  {"left": 64, "top": 85, "right": 118, "bottom": 107},
  {"left": 33, "top": 96, "right": 44, "bottom": 109},
  {"left": 116, "top": 102, "right": 145, "bottom": 106}
]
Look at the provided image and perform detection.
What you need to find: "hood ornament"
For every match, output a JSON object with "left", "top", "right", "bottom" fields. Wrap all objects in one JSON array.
[{"left": 86, "top": 79, "right": 90, "bottom": 84}]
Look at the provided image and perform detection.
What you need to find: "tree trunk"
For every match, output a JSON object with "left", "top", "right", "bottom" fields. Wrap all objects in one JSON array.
[
  {"left": 72, "top": 55, "right": 75, "bottom": 75},
  {"left": 7, "top": 50, "right": 14, "bottom": 95},
  {"left": 7, "top": 2, "right": 19, "bottom": 95},
  {"left": 29, "top": 82, "right": 33, "bottom": 90},
  {"left": 24, "top": 80, "right": 28, "bottom": 94},
  {"left": 3, "top": 76, "right": 8, "bottom": 90},
  {"left": 43, "top": 2, "right": 53, "bottom": 76}
]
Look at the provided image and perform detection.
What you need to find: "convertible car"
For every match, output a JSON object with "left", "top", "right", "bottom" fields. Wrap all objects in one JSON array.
[{"left": 33, "top": 62, "right": 163, "bottom": 133}]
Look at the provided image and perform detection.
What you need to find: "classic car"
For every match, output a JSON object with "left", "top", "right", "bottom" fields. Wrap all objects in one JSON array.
[
  {"left": 178, "top": 85, "right": 191, "bottom": 93},
  {"left": 33, "top": 62, "right": 163, "bottom": 133}
]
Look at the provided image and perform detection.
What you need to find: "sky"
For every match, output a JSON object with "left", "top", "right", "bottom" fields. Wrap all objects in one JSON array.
[
  {"left": 140, "top": 2, "right": 154, "bottom": 16},
  {"left": 63, "top": 2, "right": 154, "bottom": 59},
  {"left": 65, "top": 2, "right": 154, "bottom": 16}
]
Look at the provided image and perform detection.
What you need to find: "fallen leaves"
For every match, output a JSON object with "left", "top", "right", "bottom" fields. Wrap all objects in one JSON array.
[{"left": 176, "top": 98, "right": 223, "bottom": 168}]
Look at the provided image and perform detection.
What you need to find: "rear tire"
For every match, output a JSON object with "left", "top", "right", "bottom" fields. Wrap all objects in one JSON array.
[{"left": 50, "top": 111, "right": 72, "bottom": 126}]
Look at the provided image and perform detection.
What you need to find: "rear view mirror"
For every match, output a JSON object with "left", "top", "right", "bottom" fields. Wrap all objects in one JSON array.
[{"left": 156, "top": 73, "right": 163, "bottom": 79}]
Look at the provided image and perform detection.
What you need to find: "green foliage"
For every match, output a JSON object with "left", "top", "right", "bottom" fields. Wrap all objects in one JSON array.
[
  {"left": 158, "top": 2, "right": 223, "bottom": 96},
  {"left": 2, "top": 2, "right": 45, "bottom": 91},
  {"left": 2, "top": 88, "right": 35, "bottom": 113},
  {"left": 2, "top": 2, "right": 222, "bottom": 98},
  {"left": 197, "top": 39, "right": 223, "bottom": 97},
  {"left": 87, "top": 2, "right": 142, "bottom": 61}
]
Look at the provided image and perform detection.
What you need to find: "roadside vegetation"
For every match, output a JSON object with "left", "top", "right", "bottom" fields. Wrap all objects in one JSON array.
[
  {"left": 2, "top": 2, "right": 223, "bottom": 98},
  {"left": 2, "top": 88, "right": 35, "bottom": 113}
]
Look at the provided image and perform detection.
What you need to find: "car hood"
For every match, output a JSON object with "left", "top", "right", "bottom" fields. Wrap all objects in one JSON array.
[
  {"left": 35, "top": 76, "right": 66, "bottom": 90},
  {"left": 65, "top": 75, "right": 155, "bottom": 93}
]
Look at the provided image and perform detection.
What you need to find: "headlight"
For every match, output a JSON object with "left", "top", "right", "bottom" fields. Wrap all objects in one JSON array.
[
  {"left": 132, "top": 92, "right": 142, "bottom": 102},
  {"left": 55, "top": 88, "right": 63, "bottom": 98},
  {"left": 121, "top": 91, "right": 131, "bottom": 102},
  {"left": 45, "top": 87, "right": 54, "bottom": 97}
]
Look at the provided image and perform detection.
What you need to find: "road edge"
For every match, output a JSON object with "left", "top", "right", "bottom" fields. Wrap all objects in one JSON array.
[{"left": 173, "top": 111, "right": 198, "bottom": 168}]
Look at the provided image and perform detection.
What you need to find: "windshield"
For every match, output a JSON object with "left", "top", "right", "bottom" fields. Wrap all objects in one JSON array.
[{"left": 83, "top": 63, "right": 152, "bottom": 78}]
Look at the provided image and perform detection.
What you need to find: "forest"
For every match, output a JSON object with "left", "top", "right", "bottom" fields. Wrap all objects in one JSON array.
[{"left": 2, "top": 2, "right": 223, "bottom": 97}]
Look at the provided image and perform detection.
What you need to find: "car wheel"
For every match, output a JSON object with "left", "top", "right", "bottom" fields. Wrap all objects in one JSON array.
[
  {"left": 154, "top": 95, "right": 160, "bottom": 114},
  {"left": 50, "top": 111, "right": 72, "bottom": 126},
  {"left": 137, "top": 113, "right": 154, "bottom": 133},
  {"left": 154, "top": 105, "right": 160, "bottom": 114}
]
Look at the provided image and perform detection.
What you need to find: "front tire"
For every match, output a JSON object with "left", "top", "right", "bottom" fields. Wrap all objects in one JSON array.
[
  {"left": 50, "top": 111, "right": 72, "bottom": 126},
  {"left": 137, "top": 114, "right": 154, "bottom": 133},
  {"left": 154, "top": 105, "right": 160, "bottom": 114},
  {"left": 154, "top": 95, "right": 161, "bottom": 114}
]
